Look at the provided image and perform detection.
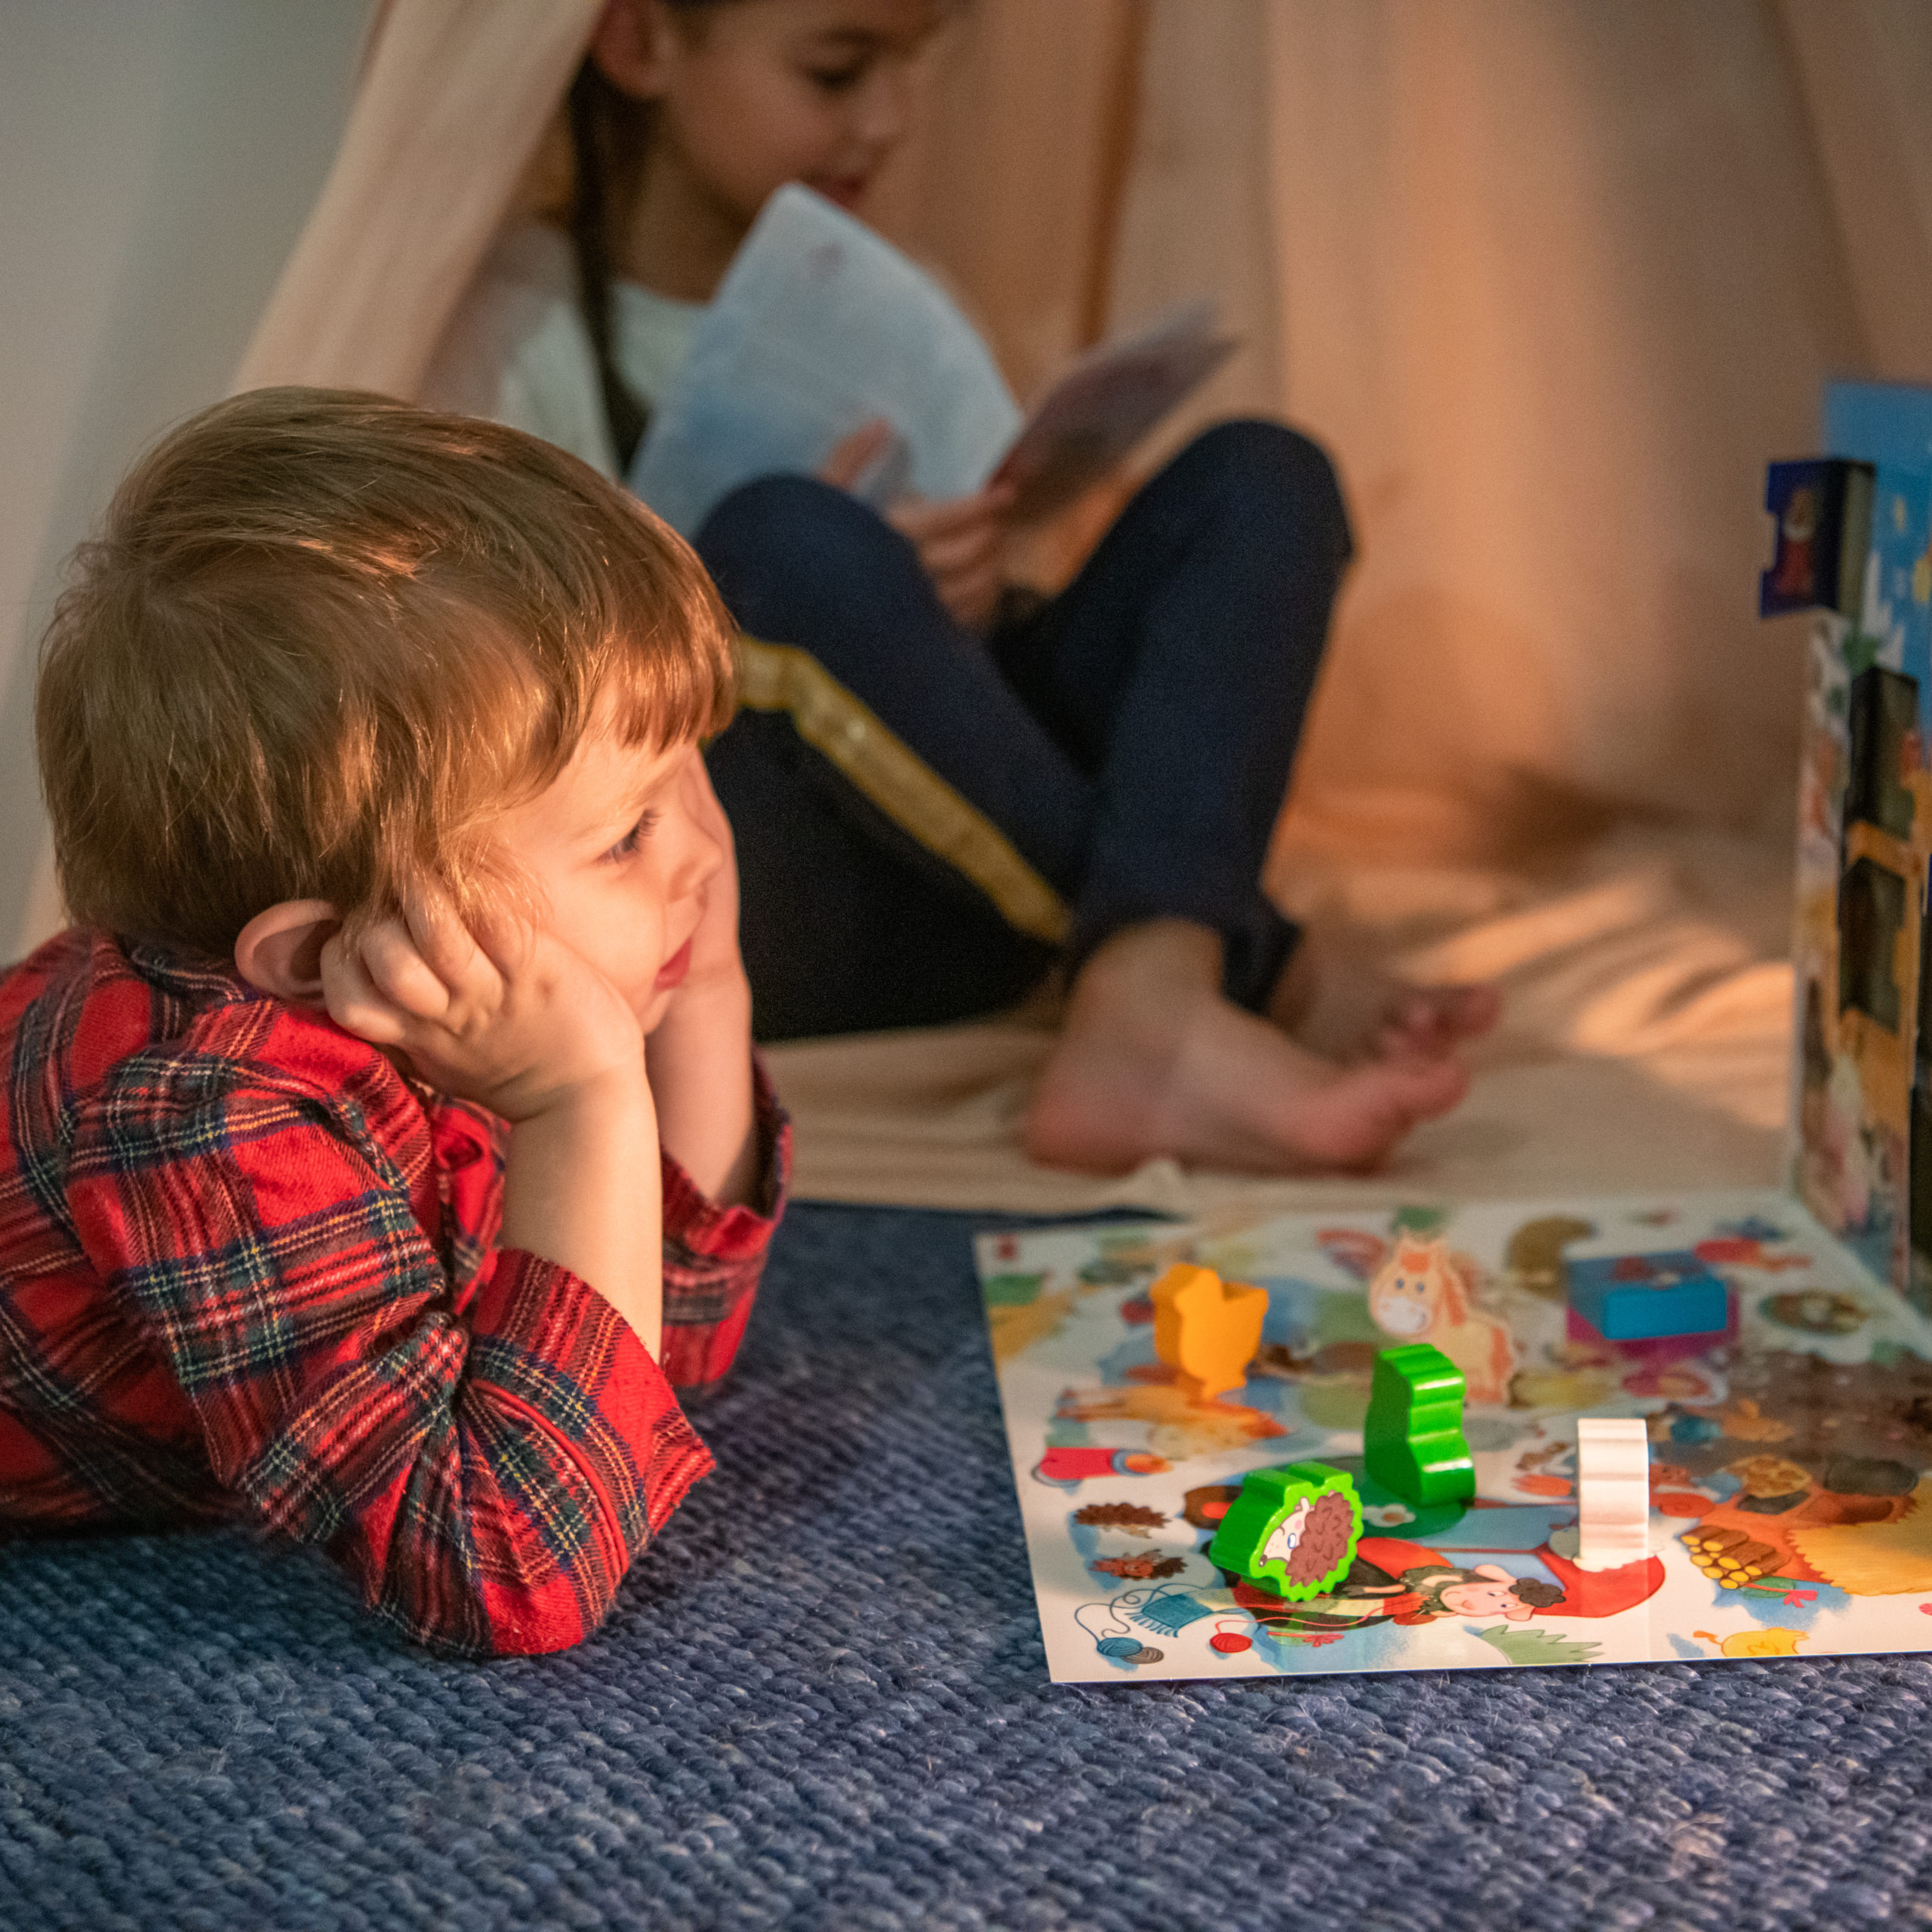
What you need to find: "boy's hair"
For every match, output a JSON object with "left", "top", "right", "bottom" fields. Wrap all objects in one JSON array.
[{"left": 37, "top": 387, "right": 734, "bottom": 957}]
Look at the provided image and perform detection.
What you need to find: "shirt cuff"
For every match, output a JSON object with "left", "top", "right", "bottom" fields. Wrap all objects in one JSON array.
[
  {"left": 466, "top": 1247, "right": 712, "bottom": 1555},
  {"left": 658, "top": 1054, "right": 790, "bottom": 1396}
]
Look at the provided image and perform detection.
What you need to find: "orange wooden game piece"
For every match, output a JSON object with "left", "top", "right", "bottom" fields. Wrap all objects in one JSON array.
[{"left": 1148, "top": 1262, "right": 1268, "bottom": 1401}]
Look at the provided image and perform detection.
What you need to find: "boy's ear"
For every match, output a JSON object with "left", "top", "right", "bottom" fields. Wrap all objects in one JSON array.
[
  {"left": 590, "top": 0, "right": 678, "bottom": 100},
  {"left": 234, "top": 900, "right": 340, "bottom": 1008}
]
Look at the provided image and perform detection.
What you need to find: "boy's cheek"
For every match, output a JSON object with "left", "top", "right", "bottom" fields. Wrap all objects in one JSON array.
[{"left": 549, "top": 882, "right": 673, "bottom": 1006}]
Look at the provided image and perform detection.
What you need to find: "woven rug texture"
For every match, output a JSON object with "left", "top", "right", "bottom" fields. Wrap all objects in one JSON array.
[{"left": 5, "top": 1202, "right": 1932, "bottom": 1931}]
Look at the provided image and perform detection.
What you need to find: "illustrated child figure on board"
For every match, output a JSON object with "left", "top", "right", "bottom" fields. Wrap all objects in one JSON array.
[
  {"left": 242, "top": 0, "right": 1501, "bottom": 1183},
  {"left": 0, "top": 391, "right": 786, "bottom": 1657},
  {"left": 1238, "top": 1550, "right": 1565, "bottom": 1636}
]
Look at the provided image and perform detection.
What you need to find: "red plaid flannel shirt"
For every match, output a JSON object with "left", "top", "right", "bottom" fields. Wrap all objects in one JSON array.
[{"left": 0, "top": 931, "right": 787, "bottom": 1657}]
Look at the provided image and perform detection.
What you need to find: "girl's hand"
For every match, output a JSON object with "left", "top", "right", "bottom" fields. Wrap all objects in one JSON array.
[
  {"left": 822, "top": 417, "right": 1015, "bottom": 629},
  {"left": 820, "top": 418, "right": 897, "bottom": 494},
  {"left": 320, "top": 891, "right": 645, "bottom": 1124},
  {"left": 883, "top": 486, "right": 1014, "bottom": 629}
]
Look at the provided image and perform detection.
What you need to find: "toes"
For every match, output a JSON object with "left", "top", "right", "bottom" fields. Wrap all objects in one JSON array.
[
  {"left": 1278, "top": 1054, "right": 1469, "bottom": 1170},
  {"left": 1378, "top": 983, "right": 1502, "bottom": 1059},
  {"left": 1433, "top": 983, "right": 1501, "bottom": 1039}
]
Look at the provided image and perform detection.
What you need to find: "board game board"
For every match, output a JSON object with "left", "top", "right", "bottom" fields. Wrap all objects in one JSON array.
[{"left": 976, "top": 1190, "right": 1932, "bottom": 1682}]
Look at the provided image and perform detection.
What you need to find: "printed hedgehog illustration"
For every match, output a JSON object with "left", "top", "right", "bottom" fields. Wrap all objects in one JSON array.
[
  {"left": 1272, "top": 1488, "right": 1358, "bottom": 1587},
  {"left": 1088, "top": 1553, "right": 1188, "bottom": 1580},
  {"left": 1072, "top": 1502, "right": 1168, "bottom": 1537}
]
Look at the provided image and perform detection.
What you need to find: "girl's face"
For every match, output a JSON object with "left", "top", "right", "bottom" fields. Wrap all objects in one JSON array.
[{"left": 597, "top": 0, "right": 949, "bottom": 220}]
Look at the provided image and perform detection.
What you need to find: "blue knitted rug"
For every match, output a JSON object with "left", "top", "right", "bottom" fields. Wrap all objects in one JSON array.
[{"left": 6, "top": 1201, "right": 1932, "bottom": 1931}]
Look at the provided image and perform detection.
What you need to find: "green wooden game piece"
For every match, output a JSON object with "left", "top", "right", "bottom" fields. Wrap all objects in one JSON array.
[
  {"left": 1364, "top": 1343, "right": 1475, "bottom": 1508},
  {"left": 1207, "top": 1460, "right": 1363, "bottom": 1600},
  {"left": 1343, "top": 1459, "right": 1468, "bottom": 1540}
]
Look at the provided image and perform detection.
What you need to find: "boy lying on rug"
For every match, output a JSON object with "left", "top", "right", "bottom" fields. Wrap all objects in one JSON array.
[{"left": 0, "top": 390, "right": 786, "bottom": 1657}]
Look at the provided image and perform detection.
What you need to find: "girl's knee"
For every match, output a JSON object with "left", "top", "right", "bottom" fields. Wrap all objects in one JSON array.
[
  {"left": 1165, "top": 420, "right": 1349, "bottom": 548},
  {"left": 692, "top": 472, "right": 950, "bottom": 689},
  {"left": 694, "top": 474, "right": 916, "bottom": 614},
  {"left": 1183, "top": 417, "right": 1343, "bottom": 496}
]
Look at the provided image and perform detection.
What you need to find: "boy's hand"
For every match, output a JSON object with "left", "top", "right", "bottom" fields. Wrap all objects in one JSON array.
[
  {"left": 321, "top": 893, "right": 663, "bottom": 1355},
  {"left": 660, "top": 753, "right": 745, "bottom": 1008},
  {"left": 822, "top": 417, "right": 1014, "bottom": 629},
  {"left": 645, "top": 756, "right": 759, "bottom": 1208},
  {"left": 320, "top": 893, "right": 644, "bottom": 1124}
]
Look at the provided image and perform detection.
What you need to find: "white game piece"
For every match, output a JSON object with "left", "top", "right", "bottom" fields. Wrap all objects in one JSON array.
[{"left": 1575, "top": 1417, "right": 1651, "bottom": 1571}]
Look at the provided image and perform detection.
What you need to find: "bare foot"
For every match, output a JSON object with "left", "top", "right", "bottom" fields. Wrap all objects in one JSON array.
[
  {"left": 1025, "top": 921, "right": 1471, "bottom": 1176},
  {"left": 1268, "top": 928, "right": 1501, "bottom": 1064}
]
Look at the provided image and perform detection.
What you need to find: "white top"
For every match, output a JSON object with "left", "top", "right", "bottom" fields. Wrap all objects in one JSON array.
[{"left": 420, "top": 220, "right": 704, "bottom": 481}]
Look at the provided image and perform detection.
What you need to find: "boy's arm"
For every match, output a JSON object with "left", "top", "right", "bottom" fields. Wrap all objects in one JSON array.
[
  {"left": 499, "top": 1063, "right": 663, "bottom": 1356},
  {"left": 66, "top": 1036, "right": 697, "bottom": 1659},
  {"left": 657, "top": 1057, "right": 789, "bottom": 1396},
  {"left": 646, "top": 973, "right": 758, "bottom": 1210},
  {"left": 643, "top": 761, "right": 790, "bottom": 1391}
]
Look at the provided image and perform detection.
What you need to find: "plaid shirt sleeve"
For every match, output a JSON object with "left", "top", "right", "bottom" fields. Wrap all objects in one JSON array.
[
  {"left": 60, "top": 1038, "right": 786, "bottom": 1659},
  {"left": 658, "top": 1057, "right": 789, "bottom": 1398}
]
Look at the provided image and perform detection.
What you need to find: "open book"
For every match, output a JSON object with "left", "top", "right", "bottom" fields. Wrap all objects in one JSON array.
[{"left": 628, "top": 184, "right": 1237, "bottom": 537}]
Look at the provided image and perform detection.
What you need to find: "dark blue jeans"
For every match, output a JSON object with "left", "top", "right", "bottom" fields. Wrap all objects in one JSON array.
[{"left": 697, "top": 420, "right": 1352, "bottom": 1041}]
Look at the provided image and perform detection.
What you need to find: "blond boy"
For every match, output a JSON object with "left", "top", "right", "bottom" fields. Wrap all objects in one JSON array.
[{"left": 0, "top": 389, "right": 785, "bottom": 1656}]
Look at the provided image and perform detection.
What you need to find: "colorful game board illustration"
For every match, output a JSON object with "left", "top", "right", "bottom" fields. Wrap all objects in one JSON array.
[{"left": 976, "top": 1191, "right": 1932, "bottom": 1682}]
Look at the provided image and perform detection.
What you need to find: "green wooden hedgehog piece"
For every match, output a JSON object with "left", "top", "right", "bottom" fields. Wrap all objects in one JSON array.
[
  {"left": 1364, "top": 1343, "right": 1475, "bottom": 1508},
  {"left": 1208, "top": 1460, "right": 1363, "bottom": 1600}
]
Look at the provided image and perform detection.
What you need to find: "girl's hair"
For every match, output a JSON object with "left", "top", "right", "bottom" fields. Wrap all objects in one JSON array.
[
  {"left": 37, "top": 387, "right": 734, "bottom": 958},
  {"left": 568, "top": 5, "right": 729, "bottom": 472}
]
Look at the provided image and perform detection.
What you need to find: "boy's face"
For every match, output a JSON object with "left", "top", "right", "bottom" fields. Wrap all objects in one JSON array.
[
  {"left": 494, "top": 725, "right": 724, "bottom": 1033},
  {"left": 635, "top": 0, "right": 950, "bottom": 221}
]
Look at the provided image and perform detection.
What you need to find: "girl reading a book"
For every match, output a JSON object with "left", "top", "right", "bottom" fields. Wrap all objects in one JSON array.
[{"left": 258, "top": 0, "right": 1498, "bottom": 1175}]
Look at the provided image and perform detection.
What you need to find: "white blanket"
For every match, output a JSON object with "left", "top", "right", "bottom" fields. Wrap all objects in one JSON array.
[{"left": 764, "top": 826, "right": 1792, "bottom": 1218}]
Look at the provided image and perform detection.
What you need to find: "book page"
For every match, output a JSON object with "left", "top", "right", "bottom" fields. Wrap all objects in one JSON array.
[
  {"left": 629, "top": 184, "right": 1021, "bottom": 535},
  {"left": 992, "top": 300, "right": 1238, "bottom": 525}
]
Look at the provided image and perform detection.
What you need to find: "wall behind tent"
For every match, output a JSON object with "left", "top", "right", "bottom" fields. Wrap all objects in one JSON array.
[{"left": 0, "top": 0, "right": 368, "bottom": 958}]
